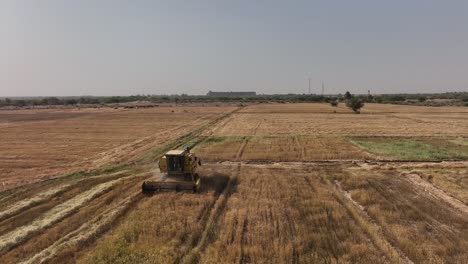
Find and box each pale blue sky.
[1,0,467,96]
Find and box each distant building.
[206,91,256,97]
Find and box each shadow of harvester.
[201,173,233,194]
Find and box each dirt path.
[405,173,468,216]
[0,176,131,251]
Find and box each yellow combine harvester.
[142,148,201,194]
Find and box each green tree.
[41,97,61,105]
[344,91,353,100]
[65,99,78,105]
[346,98,364,113]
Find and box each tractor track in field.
[293,135,305,161]
[239,212,250,264]
[192,160,468,263]
[200,106,244,137]
[235,137,249,161]
[388,113,432,124]
[252,119,262,135]
[203,113,234,136]
[181,163,241,264]
[333,180,414,264]
[404,173,468,216]
[366,174,460,235]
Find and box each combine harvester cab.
[142,148,201,194]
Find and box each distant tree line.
[0,94,333,107]
[0,92,467,108]
[0,96,101,107]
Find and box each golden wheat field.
[1,103,468,263]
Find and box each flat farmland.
[198,103,468,161]
[80,161,468,263]
[195,135,371,162]
[85,164,387,263]
[239,102,468,114]
[210,104,468,137]
[0,106,235,189]
[1,103,468,264]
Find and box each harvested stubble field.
[0,106,235,190]
[213,104,468,137]
[1,103,468,263]
[194,135,371,162]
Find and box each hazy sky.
[1,0,467,96]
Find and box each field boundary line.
[204,160,468,166]
[236,110,468,114]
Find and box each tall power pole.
[321,80,325,96]
[308,78,311,94]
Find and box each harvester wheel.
[141,182,150,195]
